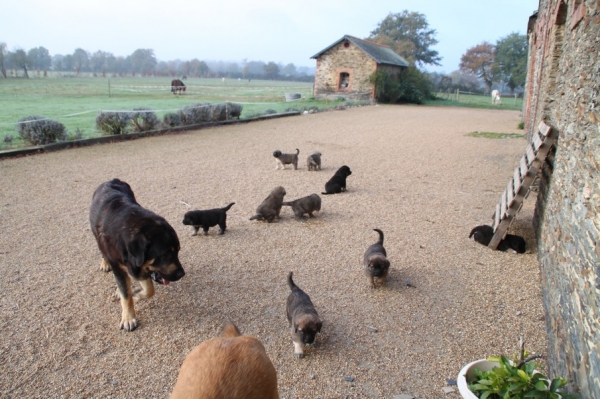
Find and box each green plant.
[369,68,434,104]
[16,115,67,145]
[518,121,525,129]
[129,108,160,132]
[468,353,579,399]
[95,111,132,135]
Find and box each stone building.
[310,35,408,100]
[524,0,599,396]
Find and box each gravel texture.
[0,105,548,398]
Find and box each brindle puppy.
[249,186,286,222]
[182,202,235,236]
[286,272,322,358]
[322,165,352,194]
[306,152,322,171]
[363,229,391,288]
[282,194,321,220]
[273,149,299,170]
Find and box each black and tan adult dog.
[322,165,352,194]
[363,229,391,288]
[89,178,185,331]
[249,186,286,222]
[286,272,322,358]
[282,194,321,220]
[273,149,299,170]
[182,202,235,236]
[469,225,526,253]
[170,322,279,399]
[307,152,322,171]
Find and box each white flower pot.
[457,359,500,399]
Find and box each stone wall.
[524,0,599,396]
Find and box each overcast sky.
[3,0,538,74]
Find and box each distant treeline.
[0,44,315,81]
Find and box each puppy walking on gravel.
[322,165,352,194]
[306,152,322,171]
[282,194,321,220]
[249,186,286,222]
[273,149,299,170]
[182,202,235,236]
[363,229,391,288]
[286,272,322,358]
[170,322,279,399]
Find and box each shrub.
[70,128,84,140]
[226,103,242,119]
[95,111,132,135]
[130,108,160,132]
[16,116,67,145]
[369,68,434,104]
[4,134,14,144]
[163,112,181,127]
[178,103,212,125]
[263,109,277,115]
[518,121,525,129]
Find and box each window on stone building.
[339,72,350,90]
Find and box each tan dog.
[170,323,279,399]
[363,229,390,288]
[282,194,321,220]
[273,149,299,170]
[249,186,286,222]
[306,152,322,171]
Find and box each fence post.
[108,79,111,98]
[456,89,459,102]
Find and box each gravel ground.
[0,105,548,398]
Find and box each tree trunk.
[23,65,29,78]
[1,67,6,78]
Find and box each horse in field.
[171,79,186,95]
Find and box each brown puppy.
[286,272,322,358]
[170,323,279,399]
[249,186,286,222]
[282,194,321,220]
[89,179,185,331]
[306,152,322,171]
[363,229,390,288]
[273,149,299,170]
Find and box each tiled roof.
[311,35,409,67]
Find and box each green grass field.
[0,77,523,150]
[0,77,354,149]
[426,91,524,110]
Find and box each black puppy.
[286,272,322,358]
[469,225,526,253]
[322,165,352,195]
[182,202,235,236]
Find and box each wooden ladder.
[489,121,558,249]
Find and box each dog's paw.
[99,258,111,272]
[218,230,224,235]
[191,232,197,236]
[294,352,305,359]
[120,317,138,332]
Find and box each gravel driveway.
[0,105,547,398]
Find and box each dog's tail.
[287,271,297,291]
[221,322,241,338]
[373,228,384,244]
[249,214,263,221]
[321,191,331,195]
[281,201,293,206]
[468,227,477,238]
[222,202,235,211]
[295,148,299,155]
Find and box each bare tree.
[10,48,30,78]
[0,42,7,78]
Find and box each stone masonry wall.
[313,42,377,99]
[525,0,599,396]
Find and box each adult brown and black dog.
[282,194,321,220]
[286,272,322,358]
[249,186,286,222]
[322,165,352,194]
[170,323,279,399]
[363,229,391,288]
[89,178,185,331]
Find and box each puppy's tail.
[249,214,263,221]
[373,228,384,244]
[321,191,331,195]
[287,271,297,291]
[222,202,235,211]
[281,201,293,206]
[295,148,299,155]
[468,227,477,238]
[221,322,241,338]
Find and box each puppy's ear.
[127,235,149,269]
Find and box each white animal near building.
[491,89,502,105]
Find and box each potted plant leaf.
[457,338,579,399]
